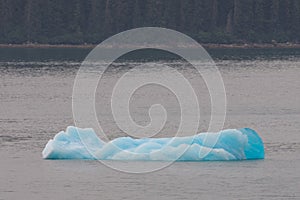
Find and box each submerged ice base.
[42,127,264,161]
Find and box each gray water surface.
[0,48,300,199]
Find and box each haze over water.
[0,48,299,199]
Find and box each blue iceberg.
[42,126,264,161]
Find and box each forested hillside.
[0,0,299,44]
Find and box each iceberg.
[42,126,264,161]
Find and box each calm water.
[0,48,300,199]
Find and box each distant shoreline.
[1,43,300,49]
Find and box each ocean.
[0,47,299,199]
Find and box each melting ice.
[42,126,264,161]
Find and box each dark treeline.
[0,0,299,44]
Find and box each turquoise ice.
[42,126,264,161]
